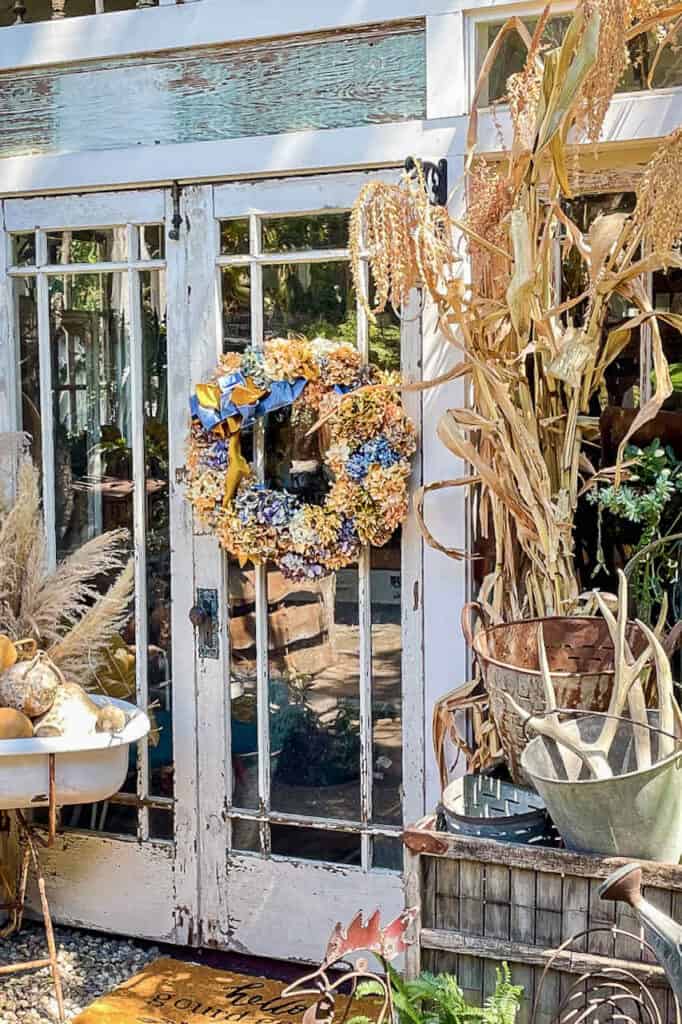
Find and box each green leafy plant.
[274,674,361,787]
[587,439,682,622]
[350,964,522,1024]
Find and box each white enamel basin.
[0,697,150,810]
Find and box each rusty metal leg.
[0,806,66,1023]
[27,834,65,1024]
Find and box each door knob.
[189,605,208,628]
[189,589,220,659]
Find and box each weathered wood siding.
[0,22,426,160]
[404,819,680,1024]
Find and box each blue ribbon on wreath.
[190,371,308,432]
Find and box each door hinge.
[404,157,448,207]
[169,181,183,241]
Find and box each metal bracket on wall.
[168,181,183,241]
[189,588,220,660]
[404,156,448,207]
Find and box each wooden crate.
[403,817,681,1024]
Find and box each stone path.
[0,923,158,1023]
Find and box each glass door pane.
[13,226,173,840]
[217,205,408,867]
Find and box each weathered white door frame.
[0,189,200,943]
[187,172,422,958]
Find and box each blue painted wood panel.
[0,23,426,159]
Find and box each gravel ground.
[0,923,159,1023]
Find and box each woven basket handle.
[461,601,484,648]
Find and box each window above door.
[1,0,182,27]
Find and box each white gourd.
[0,654,61,717]
[33,681,126,739]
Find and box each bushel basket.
[463,604,650,784]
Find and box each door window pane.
[230,561,260,813]
[262,261,354,339]
[370,310,403,827]
[220,219,250,256]
[140,225,165,261]
[16,278,40,463]
[264,406,361,826]
[221,266,251,352]
[50,272,132,557]
[369,289,401,371]
[262,213,349,253]
[11,233,36,267]
[269,567,362,824]
[48,271,137,835]
[371,533,402,828]
[141,270,173,837]
[47,228,127,265]
[373,836,403,871]
[270,825,361,866]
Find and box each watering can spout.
[600,862,682,1001]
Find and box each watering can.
[600,862,682,1002]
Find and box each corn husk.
[350,0,682,619]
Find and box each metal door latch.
[189,588,219,660]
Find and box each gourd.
[95,704,127,734]
[0,708,33,740]
[0,653,61,717]
[33,681,125,739]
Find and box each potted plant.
[274,675,360,788]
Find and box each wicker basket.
[463,606,648,785]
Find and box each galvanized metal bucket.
[463,604,649,784]
[521,711,682,862]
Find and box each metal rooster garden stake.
[282,909,417,1024]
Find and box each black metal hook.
[169,181,183,241]
[404,156,448,207]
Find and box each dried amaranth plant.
[350,0,682,620]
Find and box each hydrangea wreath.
[186,337,416,581]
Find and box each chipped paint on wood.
[225,852,404,962]
[0,23,426,161]
[30,833,177,941]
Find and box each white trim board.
[0,0,472,74]
[1,86,678,200]
[4,190,166,231]
[0,121,468,199]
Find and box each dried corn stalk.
[351,0,682,619]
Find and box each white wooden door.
[0,174,426,957]
[193,173,425,960]
[0,189,199,944]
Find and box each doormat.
[73,957,366,1024]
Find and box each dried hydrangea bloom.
[263,337,320,383]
